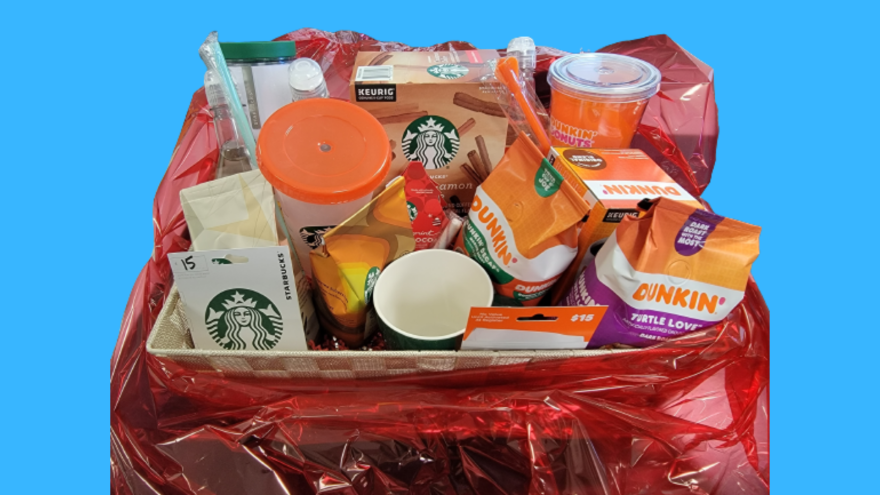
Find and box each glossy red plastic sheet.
[111,30,767,494]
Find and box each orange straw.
[495,57,552,156]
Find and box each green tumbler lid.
[219,41,297,61]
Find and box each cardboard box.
[350,50,510,215]
[547,148,704,304]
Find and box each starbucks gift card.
[169,246,309,352]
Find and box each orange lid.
[257,98,391,205]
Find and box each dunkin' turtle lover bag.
[454,134,589,305]
[563,198,761,348]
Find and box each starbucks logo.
[299,225,334,249]
[402,116,460,170]
[406,201,418,222]
[364,267,381,304]
[427,64,468,80]
[205,289,283,350]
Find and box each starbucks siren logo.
[427,64,469,80]
[401,116,460,170]
[299,225,334,249]
[364,267,381,304]
[205,289,283,350]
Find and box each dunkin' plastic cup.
[257,98,391,278]
[548,53,661,149]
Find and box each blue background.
[2,0,874,492]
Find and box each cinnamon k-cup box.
[547,148,705,304]
[349,50,510,216]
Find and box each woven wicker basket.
[146,286,616,379]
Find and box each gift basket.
[111,28,769,494]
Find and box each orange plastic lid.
[257,98,391,205]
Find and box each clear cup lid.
[548,53,661,103]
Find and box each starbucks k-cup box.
[349,50,510,215]
[547,148,705,304]
[169,246,313,351]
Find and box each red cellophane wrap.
[111,30,766,494]
[597,37,718,197]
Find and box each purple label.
[674,209,724,256]
[563,261,718,348]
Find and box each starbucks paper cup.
[373,250,493,350]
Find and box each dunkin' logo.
[587,180,695,202]
[631,283,723,314]
[470,194,515,265]
[550,117,598,148]
[603,183,682,197]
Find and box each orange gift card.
[461,306,607,350]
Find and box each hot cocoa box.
[349,50,511,216]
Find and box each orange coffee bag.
[453,134,589,305]
[310,177,415,346]
[562,198,761,347]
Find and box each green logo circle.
[427,64,469,80]
[534,158,563,198]
[406,201,418,222]
[401,116,460,170]
[205,288,283,350]
[364,267,381,304]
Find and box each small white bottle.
[507,37,537,94]
[289,58,329,101]
[507,36,549,130]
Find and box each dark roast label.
[355,83,397,102]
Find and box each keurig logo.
[355,83,397,102]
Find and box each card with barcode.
[356,65,394,82]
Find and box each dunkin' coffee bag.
[563,198,761,348]
[454,134,589,305]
